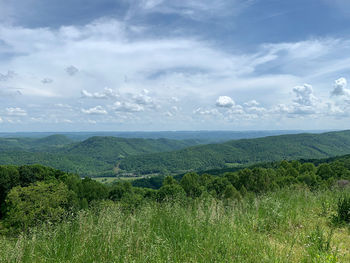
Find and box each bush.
[333,194,350,224]
[4,181,77,231]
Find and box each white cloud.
[245,106,266,115]
[271,104,291,114]
[134,0,253,21]
[132,92,153,105]
[193,107,220,116]
[62,119,73,123]
[81,106,108,115]
[215,96,235,108]
[292,84,318,106]
[81,88,119,99]
[5,107,27,116]
[244,100,259,107]
[112,101,144,112]
[170,96,179,102]
[331,77,350,97]
[1,17,350,129]
[227,105,245,115]
[7,118,22,124]
[54,103,72,109]
[326,102,347,116]
[269,84,320,116]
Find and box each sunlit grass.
[0,188,349,263]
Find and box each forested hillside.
[120,130,350,174]
[2,130,350,177]
[0,136,202,176]
[0,135,74,151]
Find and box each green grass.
[0,188,349,263]
[93,176,141,184]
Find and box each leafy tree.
[180,173,202,198]
[109,181,133,201]
[285,167,299,178]
[280,160,292,170]
[291,160,301,171]
[224,172,240,189]
[300,163,316,175]
[199,173,214,188]
[297,172,318,189]
[316,163,333,180]
[4,181,76,230]
[207,177,231,197]
[79,178,108,203]
[18,165,56,186]
[0,166,20,218]
[223,185,241,200]
[157,184,186,201]
[163,176,177,186]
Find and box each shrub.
[333,194,350,224]
[4,181,76,231]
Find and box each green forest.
[0,135,202,177]
[2,130,350,177]
[120,130,350,174]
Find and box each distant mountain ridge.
[119,130,350,174]
[0,130,330,142]
[0,135,203,176]
[0,134,74,151]
[1,130,350,177]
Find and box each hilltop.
[119,130,350,174]
[0,135,202,176]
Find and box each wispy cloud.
[0,2,350,130]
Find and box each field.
[92,176,141,184]
[1,188,349,263]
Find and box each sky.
[1,0,350,131]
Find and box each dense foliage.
[1,154,350,232]
[0,136,202,177]
[120,130,350,174]
[2,130,350,177]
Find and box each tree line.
[1,157,350,233]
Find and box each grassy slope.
[119,130,350,174]
[1,189,349,263]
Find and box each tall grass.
[1,188,349,263]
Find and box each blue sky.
[1,0,350,131]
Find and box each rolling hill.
[0,134,74,151]
[3,130,350,177]
[119,130,350,174]
[0,136,202,176]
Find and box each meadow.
[1,188,349,263]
